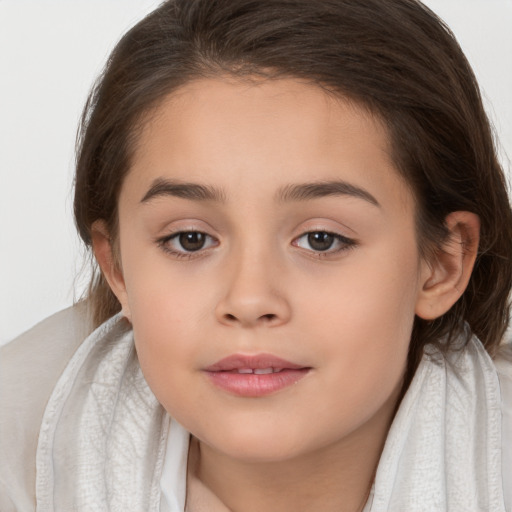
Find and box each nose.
[215,250,292,328]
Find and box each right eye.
[158,231,218,257]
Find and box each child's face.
[111,77,430,462]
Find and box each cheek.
[130,306,201,421]
[121,232,212,329]
[120,259,201,395]
[298,242,420,399]
[297,243,420,341]
[127,278,204,362]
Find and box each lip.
[204,353,311,397]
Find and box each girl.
[1,1,511,511]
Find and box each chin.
[195,420,324,464]
[212,440,305,464]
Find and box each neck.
[190,390,399,512]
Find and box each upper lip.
[204,353,306,372]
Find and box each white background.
[1,0,511,345]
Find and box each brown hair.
[74,0,512,377]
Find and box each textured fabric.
[371,338,506,512]
[1,308,511,511]
[34,314,169,512]
[495,344,512,510]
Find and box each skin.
[93,77,479,512]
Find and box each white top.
[1,306,511,511]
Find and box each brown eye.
[158,230,217,257]
[293,231,356,255]
[178,232,207,251]
[307,232,335,251]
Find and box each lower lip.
[205,369,310,397]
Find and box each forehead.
[124,77,413,212]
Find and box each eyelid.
[291,215,357,235]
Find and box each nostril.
[223,312,276,323]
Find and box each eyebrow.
[277,180,380,207]
[140,177,379,208]
[141,178,226,203]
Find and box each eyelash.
[156,230,357,259]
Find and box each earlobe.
[415,211,480,320]
[91,220,131,321]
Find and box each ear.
[415,211,480,320]
[91,220,131,321]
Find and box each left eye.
[294,231,355,253]
[162,231,217,253]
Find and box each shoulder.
[0,303,92,512]
[493,342,512,510]
[0,303,92,413]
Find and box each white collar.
[160,419,189,512]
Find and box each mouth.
[204,354,311,397]
[220,367,287,374]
